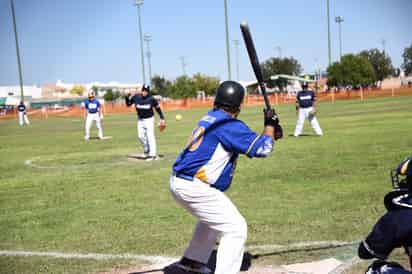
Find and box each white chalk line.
[0,240,360,270]
[0,250,177,269]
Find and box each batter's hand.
[264,108,279,127]
[159,119,166,132]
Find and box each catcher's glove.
[159,119,166,132]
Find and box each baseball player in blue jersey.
[125,84,166,161]
[165,81,283,274]
[293,82,323,137]
[17,101,30,126]
[82,91,104,140]
[358,157,412,274]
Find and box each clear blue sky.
[0,0,411,85]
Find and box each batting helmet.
[214,81,245,111]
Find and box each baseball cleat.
[163,262,211,274]
[145,156,159,161]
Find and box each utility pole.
[275,46,282,58]
[335,16,344,61]
[232,39,240,81]
[144,34,152,85]
[134,0,146,84]
[10,0,24,102]
[327,0,332,66]
[380,38,386,54]
[179,56,187,76]
[223,0,232,80]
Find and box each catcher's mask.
[391,157,412,192]
[385,157,412,210]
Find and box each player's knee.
[235,216,248,242]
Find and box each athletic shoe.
[164,262,211,274]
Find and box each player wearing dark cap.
[125,84,165,161]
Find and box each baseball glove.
[309,109,317,117]
[159,119,166,132]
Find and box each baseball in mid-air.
[175,114,182,121]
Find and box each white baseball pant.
[18,112,30,126]
[169,175,247,274]
[294,107,323,137]
[137,116,156,157]
[85,113,103,139]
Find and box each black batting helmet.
[214,81,245,111]
[384,157,412,210]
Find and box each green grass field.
[1,96,412,274]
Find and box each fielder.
[165,81,283,274]
[358,157,412,274]
[125,84,166,161]
[293,82,323,137]
[17,101,30,126]
[82,91,104,140]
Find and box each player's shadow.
[128,269,163,274]
[288,133,318,137]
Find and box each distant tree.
[103,89,120,101]
[151,75,172,97]
[261,57,303,90]
[402,44,412,75]
[70,85,86,96]
[168,76,196,99]
[91,85,98,93]
[327,54,376,87]
[359,48,395,81]
[192,73,220,96]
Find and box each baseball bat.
[240,21,272,111]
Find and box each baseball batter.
[82,91,103,140]
[359,157,412,274]
[165,81,283,274]
[293,82,323,137]
[17,101,30,126]
[125,84,165,161]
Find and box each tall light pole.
[134,0,146,84]
[327,0,332,66]
[275,46,282,58]
[10,0,24,102]
[144,34,152,85]
[223,0,232,80]
[380,38,386,54]
[335,16,344,61]
[232,39,240,81]
[179,56,187,76]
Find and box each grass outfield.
[1,96,412,273]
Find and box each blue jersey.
[83,99,100,114]
[173,109,274,192]
[296,90,315,108]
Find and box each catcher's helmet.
[391,157,412,192]
[385,157,412,210]
[214,81,245,112]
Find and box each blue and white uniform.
[293,89,323,137]
[125,94,164,158]
[17,102,30,126]
[82,98,103,140]
[169,109,274,274]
